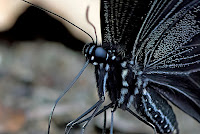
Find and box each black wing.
[134,0,200,122]
[100,0,152,57]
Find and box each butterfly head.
[83,43,109,65]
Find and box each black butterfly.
[83,0,200,133]
[23,0,200,134]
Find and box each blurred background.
[0,0,200,134]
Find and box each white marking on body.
[121,61,127,68]
[129,61,134,65]
[85,45,89,54]
[118,88,129,105]
[122,69,128,79]
[143,79,148,88]
[118,96,124,104]
[134,88,139,95]
[105,64,109,71]
[89,45,95,54]
[137,78,142,87]
[165,117,173,131]
[122,81,129,87]
[91,56,94,60]
[143,89,147,95]
[100,63,104,68]
[93,62,98,65]
[103,72,108,96]
[112,56,116,60]
[106,53,109,60]
[138,71,143,75]
[127,95,134,108]
[121,88,128,95]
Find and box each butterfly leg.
[65,98,104,134]
[73,102,113,134]
[64,103,112,134]
[64,103,113,134]
[110,104,117,134]
[126,108,157,133]
[102,110,107,134]
[71,103,114,127]
[81,96,105,134]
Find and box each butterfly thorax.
[83,43,138,108]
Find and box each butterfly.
[23,0,200,134]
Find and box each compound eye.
[95,47,107,59]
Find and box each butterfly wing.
[100,0,152,57]
[134,0,200,122]
[101,0,200,124]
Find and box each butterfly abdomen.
[134,86,179,134]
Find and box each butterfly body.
[84,43,179,133]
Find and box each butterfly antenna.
[48,60,89,134]
[86,6,98,45]
[22,0,95,44]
